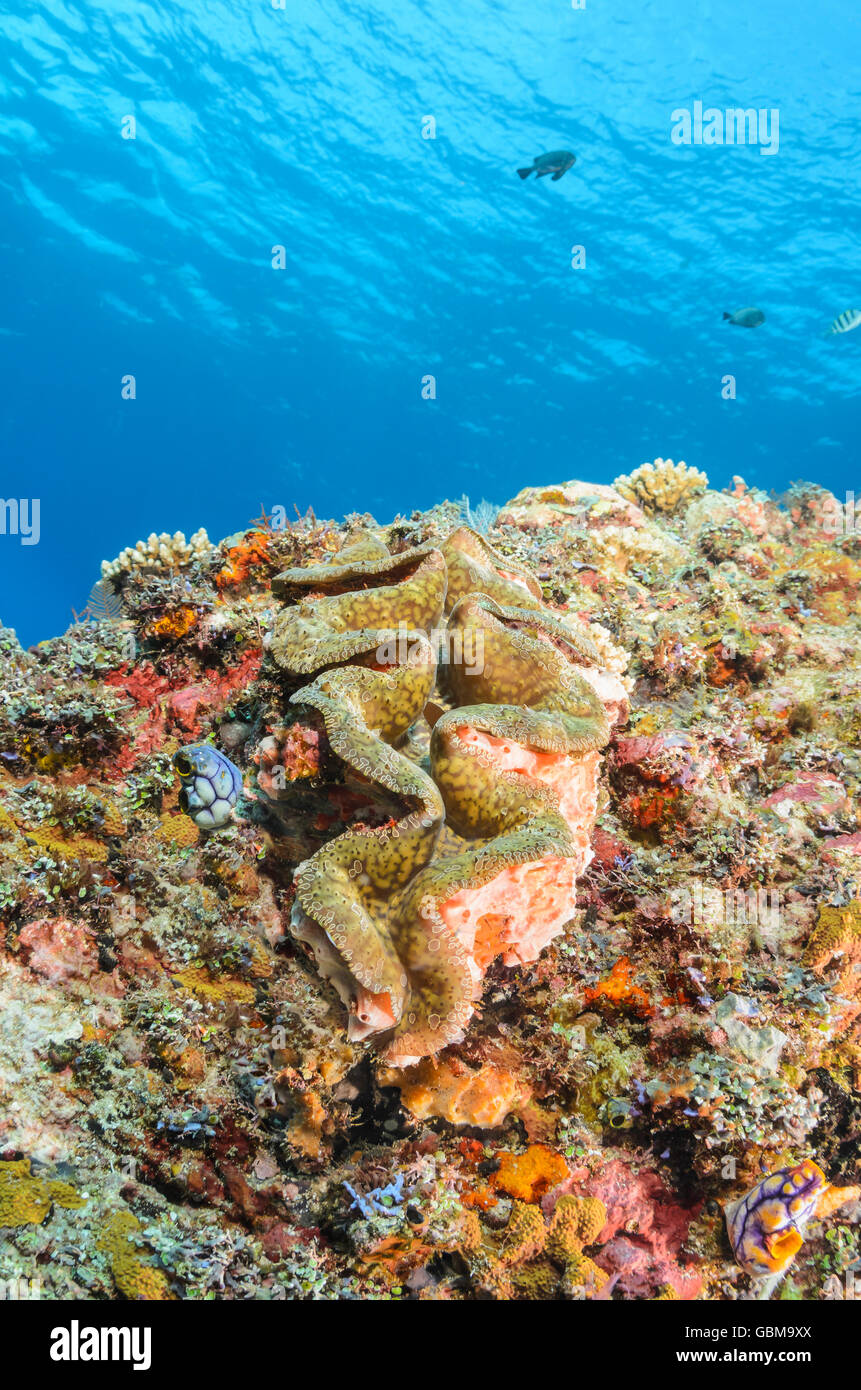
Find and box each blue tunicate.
[172,743,243,830]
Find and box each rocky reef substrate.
[0,466,859,1301]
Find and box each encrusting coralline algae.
[0,464,859,1301]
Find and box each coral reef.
[613,458,709,514]
[0,471,859,1303]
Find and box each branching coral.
[613,458,708,514]
[101,528,212,579]
[262,528,623,1065]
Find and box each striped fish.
[824,308,861,336]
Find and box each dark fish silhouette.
[517,150,576,182]
[723,307,765,328]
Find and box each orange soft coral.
[492,1145,570,1204]
[216,532,276,590]
[144,606,198,641]
[584,957,652,1018]
[380,1055,530,1129]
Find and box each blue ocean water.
[1,0,858,646]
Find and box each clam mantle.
[263,527,628,1065]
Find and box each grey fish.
[824,307,861,336]
[173,744,243,830]
[723,307,765,328]
[517,150,576,182]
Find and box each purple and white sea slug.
[724,1159,830,1278]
